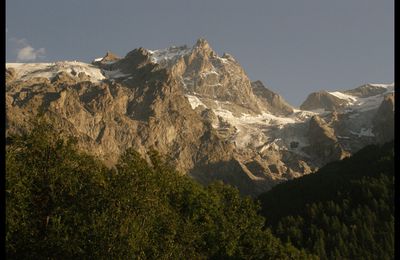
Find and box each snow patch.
[259,138,287,152]
[368,83,394,89]
[350,128,375,137]
[210,101,298,148]
[329,91,358,104]
[185,95,207,109]
[148,46,190,67]
[102,69,130,79]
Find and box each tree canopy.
[258,141,394,260]
[6,121,312,259]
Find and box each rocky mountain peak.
[128,47,151,59]
[92,51,121,67]
[121,39,264,114]
[109,47,157,74]
[103,51,120,61]
[343,83,391,98]
[186,38,214,62]
[300,90,347,111]
[251,81,294,116]
[194,38,211,50]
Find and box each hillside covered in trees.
[6,122,313,259]
[258,141,395,259]
[6,120,394,259]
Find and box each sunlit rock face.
[6,39,394,196]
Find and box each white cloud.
[17,45,46,62]
[10,37,46,62]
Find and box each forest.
[258,140,394,259]
[6,121,394,259]
[6,122,311,259]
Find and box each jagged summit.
[195,37,209,45]
[142,38,224,68]
[93,51,120,63]
[109,38,264,114]
[194,38,211,50]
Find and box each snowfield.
[7,62,106,82]
[6,61,135,82]
[328,83,394,112]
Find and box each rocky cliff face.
[372,93,394,143]
[306,115,349,164]
[5,39,394,196]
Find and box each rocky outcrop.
[6,68,16,84]
[300,91,348,111]
[101,51,120,62]
[182,39,263,114]
[372,93,394,143]
[305,115,349,164]
[92,51,121,66]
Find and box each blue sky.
[6,0,393,106]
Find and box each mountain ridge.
[5,38,394,195]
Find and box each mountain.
[300,90,348,111]
[251,80,294,116]
[257,141,394,259]
[5,38,394,196]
